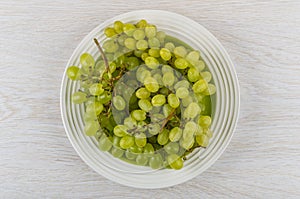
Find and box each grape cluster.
[66,19,216,170]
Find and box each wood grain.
[1,0,300,198]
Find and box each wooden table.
[1,0,299,198]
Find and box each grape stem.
[160,108,176,132]
[93,38,111,74]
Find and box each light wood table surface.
[1,0,300,198]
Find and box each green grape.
[164,142,179,154]
[97,91,111,104]
[167,154,183,170]
[202,84,216,95]
[137,121,147,132]
[149,154,163,169]
[117,34,127,46]
[156,31,166,43]
[112,136,121,147]
[144,76,159,92]
[67,66,80,80]
[113,20,123,34]
[136,69,151,82]
[184,102,200,119]
[83,110,97,123]
[111,147,124,158]
[123,23,136,36]
[148,123,161,135]
[136,154,148,166]
[194,60,205,72]
[174,80,190,90]
[84,120,99,136]
[138,99,152,112]
[124,38,136,50]
[169,127,182,142]
[135,133,147,147]
[103,39,119,53]
[89,83,104,96]
[200,71,212,82]
[150,113,165,124]
[145,56,159,69]
[125,150,137,160]
[174,46,187,58]
[198,115,212,128]
[174,58,189,69]
[124,117,137,129]
[196,134,209,147]
[192,79,208,93]
[162,72,175,87]
[161,65,173,73]
[80,53,95,69]
[203,128,213,138]
[148,37,160,48]
[151,94,166,107]
[163,104,173,117]
[134,50,143,57]
[160,48,171,61]
[183,121,198,140]
[104,27,116,37]
[180,136,194,150]
[136,19,147,28]
[129,145,143,154]
[131,110,146,121]
[125,56,140,70]
[136,39,148,50]
[133,29,145,40]
[153,73,163,86]
[148,48,160,58]
[141,52,149,61]
[188,67,200,82]
[159,87,169,95]
[195,125,204,136]
[186,50,200,63]
[144,143,154,154]
[136,87,151,99]
[145,25,157,38]
[119,135,135,149]
[109,62,117,73]
[157,129,169,145]
[98,135,113,151]
[86,101,104,116]
[181,96,193,107]
[72,92,87,104]
[164,42,175,52]
[112,95,126,111]
[113,125,128,137]
[176,87,189,99]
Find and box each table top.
[1,0,300,198]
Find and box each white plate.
[60,10,240,188]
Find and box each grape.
[148,48,160,58]
[151,94,166,106]
[180,136,194,150]
[131,110,146,121]
[148,123,161,135]
[145,25,157,38]
[84,120,99,136]
[149,154,163,169]
[125,150,137,160]
[163,104,173,118]
[148,37,160,48]
[119,135,135,149]
[136,69,151,82]
[136,19,147,28]
[136,154,148,165]
[104,27,116,37]
[162,65,173,74]
[202,84,216,96]
[136,87,151,99]
[123,117,137,129]
[145,57,159,69]
[135,133,147,147]
[67,66,80,80]
[153,73,163,86]
[198,115,212,128]
[183,121,198,140]
[98,135,113,151]
[159,87,169,95]
[144,143,154,154]
[162,72,175,87]
[194,60,205,72]
[141,52,149,61]
[72,92,87,104]
[134,50,143,57]
[89,83,104,96]
[181,96,193,107]
[201,71,212,82]
[174,58,189,69]
[167,154,183,170]
[196,134,209,147]
[186,51,200,63]
[156,31,166,43]
[129,145,143,154]
[112,136,121,147]
[123,23,136,36]
[98,91,111,104]
[86,101,104,116]
[124,38,136,50]
[157,129,169,145]
[133,29,145,40]
[184,102,200,119]
[80,53,95,69]
[113,125,128,137]
[176,87,189,99]
[103,39,119,53]
[112,95,126,111]
[203,128,213,138]
[117,34,127,46]
[169,127,182,142]
[164,42,175,52]
[136,40,148,50]
[144,76,159,92]
[188,67,200,82]
[114,20,124,34]
[164,142,179,154]
[111,147,124,158]
[160,48,171,61]
[192,79,207,93]
[138,99,152,112]
[174,46,187,58]
[174,80,190,90]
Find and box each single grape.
[160,48,171,61]
[157,129,169,145]
[148,123,161,135]
[148,37,160,48]
[123,23,136,36]
[151,94,166,107]
[136,19,147,28]
[162,72,175,87]
[119,135,135,149]
[80,53,95,69]
[174,58,189,69]
[124,38,136,50]
[112,136,121,147]
[144,143,155,154]
[169,127,182,142]
[67,66,80,80]
[196,134,209,147]
[176,87,189,99]
[148,48,160,58]
[202,84,216,96]
[98,135,113,151]
[133,29,145,40]
[164,142,179,154]
[136,87,151,99]
[194,60,205,72]
[136,154,148,165]
[198,115,212,128]
[89,83,104,96]
[163,104,173,118]
[97,91,111,104]
[125,150,137,160]
[104,27,117,37]
[111,147,124,158]
[129,145,143,154]
[141,52,149,61]
[183,121,198,140]
[174,80,190,90]
[135,133,147,147]
[162,65,173,73]
[113,20,123,34]
[145,56,159,69]
[138,99,152,112]
[156,31,166,43]
[144,76,159,93]
[184,102,200,119]
[192,79,208,93]
[117,34,127,46]
[131,110,146,121]
[113,125,128,137]
[86,101,104,116]
[149,154,163,169]
[136,39,148,50]
[179,136,194,150]
[124,116,137,129]
[188,67,200,82]
[103,39,119,53]
[72,92,87,104]
[164,42,175,52]
[84,120,99,136]
[112,95,126,111]
[167,154,183,170]
[145,25,157,38]
[186,51,200,63]
[174,46,187,58]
